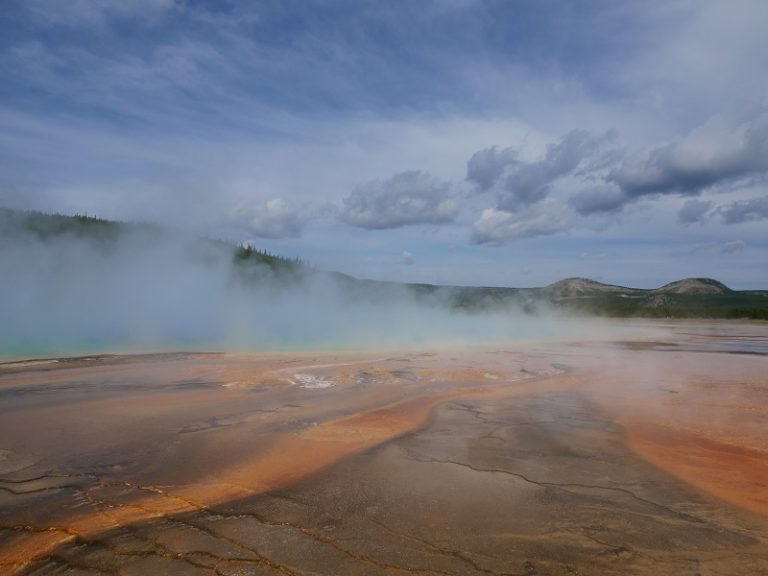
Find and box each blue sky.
[1,0,767,288]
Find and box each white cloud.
[467,130,606,210]
[231,198,306,239]
[609,109,768,197]
[341,171,458,230]
[471,201,573,244]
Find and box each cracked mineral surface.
[1,321,767,575]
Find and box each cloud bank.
[471,201,572,244]
[341,171,458,229]
[232,198,307,239]
[2,1,768,287]
[467,130,605,210]
[718,195,768,224]
[609,110,768,198]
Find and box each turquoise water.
[0,315,660,361]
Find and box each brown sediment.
[3,326,768,574]
[581,346,768,519]
[626,423,768,516]
[0,351,588,573]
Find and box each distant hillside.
[313,271,768,321]
[545,277,639,298]
[527,276,767,320]
[0,207,303,277]
[653,278,731,295]
[2,209,767,320]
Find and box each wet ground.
[1,321,767,575]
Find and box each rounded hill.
[653,278,732,295]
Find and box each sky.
[1,0,767,289]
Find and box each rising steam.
[0,212,643,358]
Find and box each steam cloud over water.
[0,215,640,357]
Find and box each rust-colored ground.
[1,321,767,575]
[628,425,768,514]
[0,350,587,572]
[585,333,768,518]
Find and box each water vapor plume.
[0,210,643,357]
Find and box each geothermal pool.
[1,321,767,575]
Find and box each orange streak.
[0,372,588,573]
[627,423,768,515]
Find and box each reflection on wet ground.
[1,321,767,575]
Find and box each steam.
[0,214,644,358]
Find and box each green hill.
[0,207,302,275]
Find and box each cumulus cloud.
[466,108,768,230]
[570,185,627,215]
[467,130,603,210]
[677,198,713,224]
[471,201,572,245]
[341,171,458,230]
[231,198,306,239]
[717,195,768,224]
[466,146,519,191]
[609,109,768,197]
